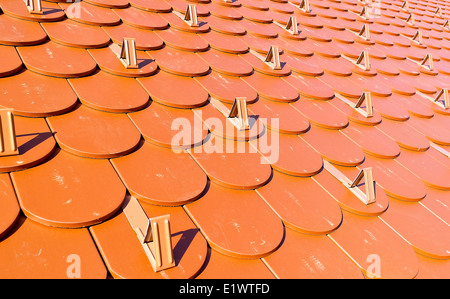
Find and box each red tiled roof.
[0,0,449,279]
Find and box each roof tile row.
[0,0,448,279]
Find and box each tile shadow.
[17,132,53,155]
[172,228,199,266]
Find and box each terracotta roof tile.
[11,149,126,228]
[47,104,141,158]
[0,70,78,117]
[196,248,275,279]
[0,14,47,46]
[41,19,111,49]
[195,70,258,103]
[103,23,165,50]
[0,116,55,172]
[0,217,106,278]
[263,228,364,278]
[328,210,419,279]
[111,141,208,206]
[256,170,342,234]
[0,0,65,22]
[0,0,449,280]
[301,124,365,166]
[130,101,208,148]
[137,69,208,108]
[88,46,157,77]
[60,1,121,26]
[148,46,210,76]
[17,41,97,78]
[0,173,20,239]
[68,70,149,112]
[0,45,22,77]
[184,183,284,258]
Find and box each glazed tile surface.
[0,0,449,279]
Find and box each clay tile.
[291,96,350,129]
[415,253,450,279]
[194,71,258,104]
[0,0,65,21]
[198,101,265,141]
[0,45,23,78]
[347,73,393,97]
[197,249,275,279]
[184,183,284,258]
[328,210,419,278]
[354,153,428,201]
[0,115,55,172]
[239,18,279,38]
[41,19,111,49]
[381,200,449,259]
[263,229,364,278]
[168,0,210,17]
[242,72,299,102]
[367,94,410,121]
[248,97,311,134]
[198,48,254,76]
[301,38,341,57]
[307,54,354,76]
[129,101,208,149]
[103,23,164,51]
[47,104,141,159]
[407,114,450,145]
[155,27,209,52]
[341,121,401,158]
[68,70,149,113]
[147,46,210,77]
[0,217,107,278]
[60,1,121,26]
[0,70,78,117]
[113,6,169,30]
[11,148,126,228]
[0,14,47,46]
[88,45,157,77]
[391,92,435,118]
[161,10,210,33]
[199,30,249,54]
[238,33,278,55]
[0,173,20,239]
[111,141,208,206]
[85,0,130,8]
[208,2,242,19]
[280,53,324,76]
[205,15,246,35]
[240,6,273,23]
[330,95,382,126]
[17,41,97,78]
[137,70,209,108]
[187,134,272,189]
[129,0,172,12]
[256,170,342,234]
[420,187,450,225]
[314,168,389,216]
[300,124,365,166]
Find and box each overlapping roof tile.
[0,0,448,279]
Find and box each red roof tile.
[47,104,141,158]
[329,210,419,279]
[263,229,364,278]
[0,217,106,278]
[0,0,449,279]
[0,70,78,117]
[11,149,126,228]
